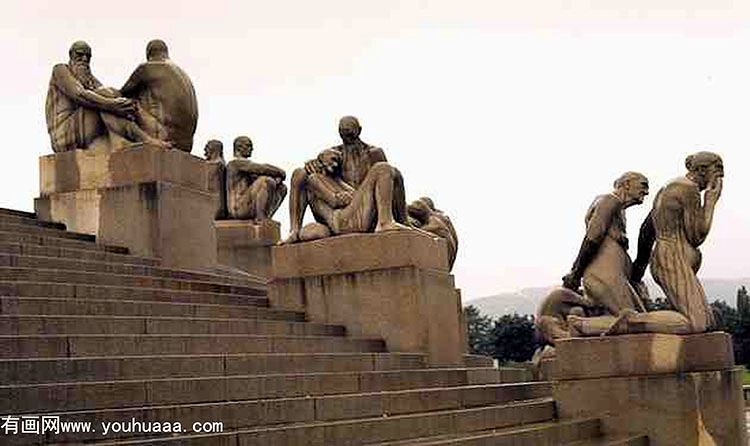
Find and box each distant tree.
[737,286,750,320]
[489,314,540,363]
[464,305,494,357]
[711,298,750,365]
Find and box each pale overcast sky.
[1,1,749,300]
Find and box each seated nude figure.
[45,41,170,152]
[226,136,287,221]
[408,197,458,269]
[119,39,199,153]
[282,116,409,243]
[295,148,410,240]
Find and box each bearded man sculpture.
[45,41,171,152]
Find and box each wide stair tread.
[46,397,558,445]
[3,378,550,416]
[0,296,301,320]
[0,241,159,266]
[371,417,603,445]
[0,314,344,336]
[0,352,429,384]
[561,434,650,445]
[0,230,129,253]
[0,281,267,306]
[0,267,265,296]
[0,253,265,288]
[0,333,386,359]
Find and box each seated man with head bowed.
[119,39,198,153]
[45,41,171,152]
[226,136,287,222]
[282,116,409,244]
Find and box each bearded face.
[68,46,99,90]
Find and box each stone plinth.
[35,145,216,271]
[553,333,747,446]
[215,219,280,278]
[269,232,463,367]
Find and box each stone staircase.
[0,207,649,445]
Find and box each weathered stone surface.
[555,368,745,446]
[215,219,280,278]
[39,144,209,194]
[553,332,734,380]
[553,332,746,446]
[36,145,216,270]
[269,231,461,366]
[272,231,449,279]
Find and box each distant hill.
[465,278,750,319]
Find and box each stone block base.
[215,219,280,278]
[35,146,216,271]
[553,333,747,446]
[269,232,463,367]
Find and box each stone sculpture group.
[45,39,726,328]
[46,40,197,153]
[537,151,725,351]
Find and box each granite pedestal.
[34,145,217,270]
[215,219,280,278]
[269,231,463,367]
[552,332,746,446]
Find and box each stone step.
[562,435,650,446]
[0,211,67,230]
[1,369,544,413]
[0,230,129,254]
[1,370,549,414]
[0,334,386,359]
[371,417,602,445]
[0,314,345,336]
[0,221,96,242]
[0,253,264,288]
[0,207,37,219]
[30,397,557,444]
[0,353,428,385]
[0,296,301,321]
[0,282,267,306]
[0,242,160,267]
[0,268,265,296]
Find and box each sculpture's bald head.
[233,136,253,159]
[613,171,649,207]
[68,41,91,65]
[338,116,362,145]
[146,39,169,61]
[685,151,723,190]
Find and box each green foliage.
[464,305,494,357]
[464,305,540,363]
[489,314,540,363]
[711,289,750,366]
